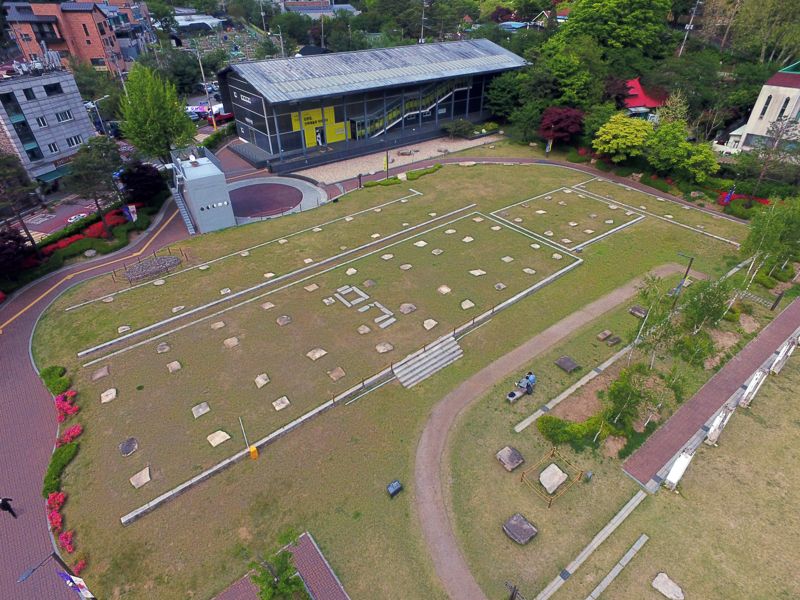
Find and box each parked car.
[208,112,234,125]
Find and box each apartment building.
[3,1,153,74]
[0,66,95,183]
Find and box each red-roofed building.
[724,61,800,152]
[623,78,667,120]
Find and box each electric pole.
[678,0,703,57]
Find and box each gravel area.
[296,134,503,184]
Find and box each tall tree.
[741,200,800,274]
[681,278,731,334]
[733,0,800,64]
[735,118,800,195]
[538,106,584,144]
[64,137,123,238]
[0,227,30,281]
[592,113,654,163]
[120,65,196,164]
[0,153,40,253]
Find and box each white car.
[67,213,88,224]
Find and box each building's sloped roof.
[60,2,99,11]
[624,77,667,109]
[227,39,526,104]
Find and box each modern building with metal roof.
[217,40,526,172]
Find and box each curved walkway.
[414,264,691,600]
[0,203,186,599]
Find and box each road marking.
[0,209,179,334]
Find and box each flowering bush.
[73,559,87,575]
[47,491,67,511]
[57,424,83,447]
[48,509,63,531]
[82,210,128,238]
[54,392,80,422]
[58,530,75,553]
[577,147,590,156]
[41,234,86,256]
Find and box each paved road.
[0,203,185,599]
[413,264,692,600]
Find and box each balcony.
[7,112,27,124]
[37,32,65,44]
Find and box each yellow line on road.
[0,209,180,334]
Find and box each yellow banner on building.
[290,106,348,148]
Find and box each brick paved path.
[414,265,691,600]
[0,203,185,600]
[623,298,800,488]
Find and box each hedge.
[201,122,237,150]
[364,177,401,187]
[566,148,590,163]
[406,163,442,180]
[42,442,79,497]
[41,365,71,395]
[536,414,616,452]
[639,174,671,193]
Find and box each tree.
[540,34,606,107]
[119,161,167,206]
[201,48,229,76]
[538,106,584,144]
[582,103,618,144]
[681,278,731,334]
[732,0,800,64]
[635,274,679,369]
[120,65,196,164]
[64,137,123,238]
[646,121,690,173]
[442,119,474,139]
[555,0,671,53]
[485,71,525,121]
[254,37,279,59]
[741,200,800,274]
[735,118,800,195]
[148,0,177,31]
[249,529,309,600]
[592,113,654,163]
[682,142,719,183]
[0,153,40,252]
[0,227,30,281]
[69,59,122,121]
[272,12,313,46]
[655,89,688,125]
[511,100,547,142]
[229,0,271,27]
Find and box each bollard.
[249,446,258,460]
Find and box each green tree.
[0,153,40,251]
[120,65,196,163]
[64,137,123,238]
[511,100,546,142]
[556,0,671,53]
[655,89,688,124]
[272,12,313,46]
[681,278,731,334]
[735,118,800,195]
[634,274,679,369]
[485,71,525,120]
[741,201,800,275]
[148,0,177,31]
[581,103,618,144]
[732,0,800,64]
[646,121,689,173]
[255,37,279,59]
[249,530,309,600]
[69,59,122,120]
[592,113,654,163]
[201,48,229,76]
[229,0,270,27]
[682,142,719,183]
[0,227,30,281]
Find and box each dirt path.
[413,263,700,600]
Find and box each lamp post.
[276,25,285,57]
[92,94,110,135]
[187,46,217,131]
[671,252,695,311]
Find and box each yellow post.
[249,445,259,460]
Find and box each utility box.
[176,156,235,233]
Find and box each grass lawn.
[495,187,641,249]
[580,179,749,244]
[550,359,800,599]
[34,163,745,600]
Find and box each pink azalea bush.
[48,509,63,531]
[58,530,75,553]
[54,391,80,422]
[47,491,66,511]
[57,424,83,447]
[73,559,87,575]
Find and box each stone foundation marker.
[220,288,231,295]
[469,269,486,276]
[503,513,538,545]
[261,302,275,310]
[304,283,319,292]
[327,367,346,382]
[413,240,428,247]
[129,466,151,489]
[652,573,685,600]
[276,315,292,326]
[501,256,514,263]
[539,463,568,494]
[272,396,290,411]
[91,365,110,381]
[192,402,211,418]
[166,361,182,373]
[117,325,131,334]
[494,283,507,291]
[306,347,328,361]
[100,388,117,404]
[423,319,438,331]
[357,325,371,335]
[211,321,225,330]
[223,337,239,349]
[597,330,613,341]
[207,430,231,447]
[437,285,451,295]
[431,248,443,256]
[172,305,185,313]
[119,437,138,457]
[461,299,475,310]
[254,373,270,388]
[496,446,524,472]
[346,267,357,276]
[156,342,170,354]
[399,303,417,315]
[400,263,413,271]
[375,342,394,354]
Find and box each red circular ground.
[229,183,303,218]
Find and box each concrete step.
[393,336,463,388]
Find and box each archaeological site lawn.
[32,162,748,600]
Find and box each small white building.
[724,62,800,153]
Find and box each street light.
[185,46,217,131]
[91,94,110,135]
[671,252,695,311]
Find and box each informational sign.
[57,571,95,598]
[122,204,138,223]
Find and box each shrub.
[673,331,715,366]
[754,271,777,290]
[47,491,67,511]
[41,366,71,395]
[618,422,657,459]
[54,390,80,422]
[201,122,236,150]
[566,148,590,163]
[537,414,614,452]
[613,165,637,177]
[57,424,83,447]
[406,164,442,181]
[364,177,401,187]
[58,530,75,553]
[640,174,671,193]
[42,442,79,497]
[594,160,613,172]
[770,264,795,283]
[48,509,63,531]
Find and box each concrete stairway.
[393,336,463,388]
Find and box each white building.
[725,61,800,153]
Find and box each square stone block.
[496,446,524,472]
[276,315,292,326]
[423,319,438,330]
[470,269,486,276]
[503,513,538,545]
[272,396,290,411]
[431,248,444,256]
[100,388,117,404]
[220,288,231,295]
[400,263,413,271]
[306,347,328,361]
[211,321,226,330]
[540,463,568,494]
[327,366,346,382]
[261,302,275,310]
[346,268,358,275]
[437,285,451,295]
[91,365,110,381]
[166,361,182,373]
[381,254,394,260]
[375,342,394,353]
[413,240,428,247]
[304,283,319,292]
[357,325,371,335]
[461,299,475,310]
[555,355,580,373]
[207,430,231,447]
[323,297,335,306]
[501,256,514,263]
[192,402,211,418]
[462,236,474,243]
[223,337,240,349]
[129,466,151,489]
[117,325,131,334]
[156,342,170,354]
[596,330,612,341]
[254,373,270,388]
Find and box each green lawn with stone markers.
[32,162,750,600]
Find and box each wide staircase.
[393,335,463,389]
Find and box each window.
[82,23,90,36]
[66,135,83,148]
[56,110,73,123]
[35,116,47,127]
[90,57,106,66]
[778,97,791,119]
[23,88,36,100]
[47,142,59,153]
[21,33,32,42]
[98,22,106,35]
[43,83,63,96]
[759,95,772,119]
[86,39,92,45]
[26,147,43,161]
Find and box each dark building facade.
[217,40,526,172]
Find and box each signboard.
[57,571,95,598]
[53,156,73,168]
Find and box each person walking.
[0,497,17,518]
